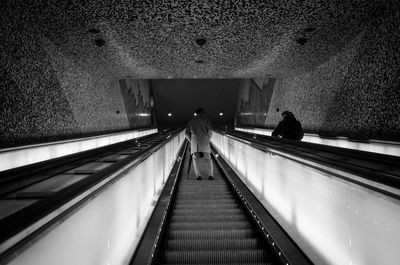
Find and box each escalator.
[154,146,279,264]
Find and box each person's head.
[282,110,295,120]
[195,108,205,115]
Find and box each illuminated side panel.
[235,127,400,156]
[5,131,185,265]
[212,131,400,265]
[0,129,157,172]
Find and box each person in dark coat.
[185,108,214,180]
[272,111,304,140]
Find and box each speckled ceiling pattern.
[263,8,400,141]
[8,0,391,78]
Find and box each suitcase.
[192,152,213,177]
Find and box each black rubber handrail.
[0,129,165,186]
[211,144,313,265]
[0,129,182,261]
[232,130,400,166]
[219,130,400,198]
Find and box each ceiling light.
[196,38,207,46]
[88,28,100,34]
[168,112,172,117]
[94,38,106,47]
[296,37,308,45]
[304,27,316,32]
[219,112,224,116]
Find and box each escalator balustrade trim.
[210,144,313,265]
[132,140,315,264]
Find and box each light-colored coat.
[185,114,213,154]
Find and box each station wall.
[237,9,400,141]
[0,9,153,148]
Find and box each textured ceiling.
[7,0,392,78]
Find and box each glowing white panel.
[212,132,400,265]
[5,131,185,265]
[0,129,158,172]
[235,127,400,157]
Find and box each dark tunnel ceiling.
[16,0,389,79]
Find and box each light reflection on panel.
[212,132,400,265]
[0,129,158,172]
[7,131,185,265]
[235,127,400,157]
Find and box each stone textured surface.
[1,0,390,78]
[0,5,153,148]
[263,9,400,141]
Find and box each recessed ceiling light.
[196,38,207,46]
[296,37,308,45]
[88,28,100,34]
[304,27,316,32]
[94,38,106,47]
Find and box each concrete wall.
[259,9,400,141]
[0,7,152,148]
[236,78,276,127]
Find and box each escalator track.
[155,146,278,264]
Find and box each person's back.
[185,108,213,180]
[186,114,212,153]
[272,111,303,140]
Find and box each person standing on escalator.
[272,110,304,140]
[185,108,214,180]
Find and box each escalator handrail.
[216,130,400,199]
[129,140,188,265]
[211,144,313,265]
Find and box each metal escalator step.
[176,194,235,198]
[177,191,231,195]
[168,221,252,231]
[164,238,263,250]
[172,208,243,216]
[162,250,269,264]
[168,229,257,239]
[178,186,227,190]
[174,203,240,209]
[160,263,271,265]
[170,215,247,223]
[174,199,236,205]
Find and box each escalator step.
[164,238,263,250]
[160,263,271,265]
[162,250,269,264]
[170,215,247,223]
[168,221,252,230]
[168,229,257,239]
[176,194,235,198]
[172,208,243,216]
[174,199,236,205]
[174,203,239,209]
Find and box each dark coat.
[272,117,304,140]
[185,114,213,154]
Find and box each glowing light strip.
[235,127,400,156]
[212,132,400,265]
[2,131,185,265]
[0,129,157,172]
